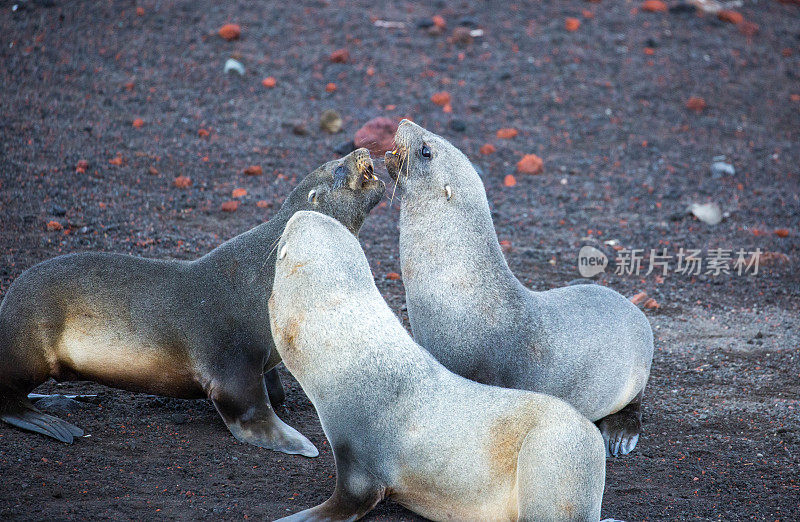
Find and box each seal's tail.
[0,396,83,443]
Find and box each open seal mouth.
[384,146,406,181]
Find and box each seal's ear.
[333,165,348,190]
[307,189,317,204]
[444,184,452,201]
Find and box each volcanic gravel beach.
[1,1,798,520]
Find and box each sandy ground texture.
[1,0,798,520]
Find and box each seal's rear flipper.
[1,400,84,443]
[597,391,643,457]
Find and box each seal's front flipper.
[597,392,642,457]
[1,399,84,443]
[276,465,384,521]
[211,380,317,457]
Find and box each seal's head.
[384,119,480,202]
[285,148,385,235]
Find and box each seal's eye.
[420,144,432,159]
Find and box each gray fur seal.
[0,149,384,457]
[269,210,606,521]
[385,120,654,457]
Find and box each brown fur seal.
[386,120,654,457]
[0,149,384,457]
[269,210,606,521]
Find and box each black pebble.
[334,141,356,155]
[669,3,697,14]
[416,18,434,29]
[449,119,466,132]
[458,17,479,28]
[171,413,188,424]
[51,204,67,216]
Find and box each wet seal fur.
[269,210,606,521]
[0,149,384,456]
[386,120,654,457]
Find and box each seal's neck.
[398,180,524,307]
[196,204,295,279]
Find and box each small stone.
[565,18,581,32]
[503,174,517,187]
[480,143,496,155]
[243,165,263,176]
[641,0,668,13]
[431,91,451,106]
[221,200,239,212]
[320,109,343,134]
[498,70,512,81]
[497,128,518,139]
[171,413,188,424]
[329,49,350,63]
[458,17,479,28]
[148,166,159,175]
[517,154,544,175]
[449,27,473,46]
[132,118,144,128]
[415,18,435,29]
[292,122,309,136]
[449,119,466,132]
[261,76,277,88]
[46,221,63,231]
[218,24,241,41]
[256,200,272,209]
[689,202,723,225]
[669,3,696,14]
[51,204,67,217]
[354,117,398,155]
[710,161,735,178]
[686,96,707,112]
[432,15,446,29]
[334,141,356,155]
[173,175,192,188]
[718,10,744,24]
[224,58,245,76]
[325,82,337,93]
[232,188,247,198]
[386,272,401,280]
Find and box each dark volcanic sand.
[1,1,798,520]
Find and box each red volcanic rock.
[517,154,544,175]
[496,128,518,139]
[46,221,63,231]
[431,91,451,106]
[243,165,263,176]
[503,174,517,187]
[329,49,350,63]
[218,24,241,41]
[173,175,192,188]
[480,143,496,155]
[221,200,239,212]
[565,18,581,32]
[354,117,398,155]
[718,10,744,24]
[686,96,707,112]
[641,0,667,13]
[386,272,401,280]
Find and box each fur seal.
[385,120,654,457]
[0,149,384,456]
[269,210,606,521]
